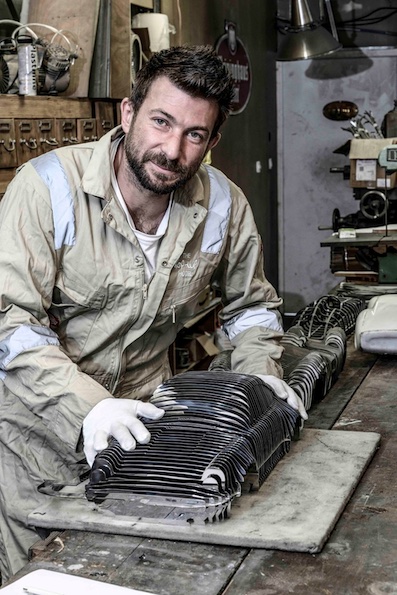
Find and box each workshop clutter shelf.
[322,136,397,284]
[0,95,119,196]
[169,295,222,375]
[321,227,397,284]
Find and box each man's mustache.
[144,151,188,175]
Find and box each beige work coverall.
[0,127,284,579]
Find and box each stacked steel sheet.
[86,371,300,522]
[281,326,346,410]
[279,294,365,410]
[290,294,364,338]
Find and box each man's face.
[122,76,220,195]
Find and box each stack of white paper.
[1,569,158,594]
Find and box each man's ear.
[120,98,134,134]
[208,132,221,152]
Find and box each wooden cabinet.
[0,0,159,197]
[0,95,119,196]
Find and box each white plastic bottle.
[17,35,38,96]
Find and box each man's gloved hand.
[255,374,308,420]
[83,398,165,466]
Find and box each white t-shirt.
[110,138,172,281]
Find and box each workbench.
[9,340,397,595]
[321,230,397,282]
[321,230,397,247]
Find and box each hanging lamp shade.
[277,0,342,61]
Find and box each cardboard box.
[349,138,397,188]
[175,332,220,371]
[185,333,219,363]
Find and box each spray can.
[17,35,38,96]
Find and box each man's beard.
[124,131,202,195]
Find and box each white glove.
[83,398,165,466]
[255,375,308,420]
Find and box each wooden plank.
[0,96,93,118]
[225,355,397,595]
[109,0,132,99]
[25,531,248,595]
[305,340,377,430]
[26,0,100,98]
[133,0,154,8]
[333,355,397,434]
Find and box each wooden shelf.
[133,0,153,8]
[0,96,93,119]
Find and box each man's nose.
[161,132,183,161]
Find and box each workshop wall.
[276,2,397,316]
[277,48,397,316]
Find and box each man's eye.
[154,118,168,126]
[189,131,204,142]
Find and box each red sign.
[215,26,252,115]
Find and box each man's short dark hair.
[130,45,235,138]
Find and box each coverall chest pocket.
[48,270,107,328]
[155,272,214,330]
